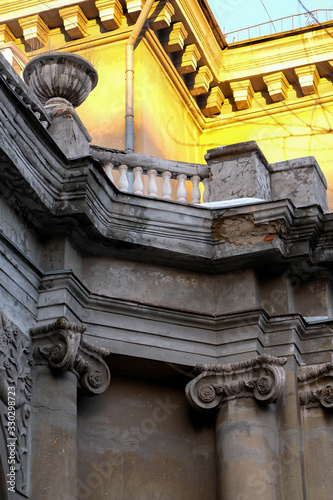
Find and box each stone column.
[30,318,110,500]
[186,355,286,500]
[298,363,333,500]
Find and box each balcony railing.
[225,9,333,43]
[91,146,210,204]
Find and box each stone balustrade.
[91,146,210,204]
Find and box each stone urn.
[22,51,98,108]
[23,52,98,158]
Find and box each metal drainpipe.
[125,0,155,151]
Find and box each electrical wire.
[260,0,277,32]
[297,0,319,23]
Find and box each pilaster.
[186,355,287,500]
[205,140,271,202]
[298,363,333,499]
[0,312,32,498]
[30,318,111,500]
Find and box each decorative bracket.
[298,362,333,410]
[185,354,287,412]
[30,318,111,396]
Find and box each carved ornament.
[30,318,110,396]
[0,312,32,497]
[298,362,333,409]
[185,354,287,412]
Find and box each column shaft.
[216,398,280,500]
[31,366,78,500]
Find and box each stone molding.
[18,14,49,50]
[198,86,225,116]
[30,318,111,395]
[295,64,320,96]
[186,354,287,412]
[161,21,188,53]
[148,0,175,31]
[298,362,333,409]
[0,24,16,44]
[230,79,255,110]
[59,5,88,39]
[263,71,290,102]
[96,0,123,31]
[0,312,32,496]
[175,43,201,74]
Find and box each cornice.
[220,26,333,82]
[175,0,224,78]
[0,0,87,23]
[203,91,333,132]
[0,95,327,273]
[0,52,330,271]
[35,270,333,366]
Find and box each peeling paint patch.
[212,213,283,246]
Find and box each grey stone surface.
[271,156,328,212]
[205,141,271,202]
[45,98,92,159]
[1,52,333,499]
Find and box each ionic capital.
[30,318,110,395]
[298,362,333,410]
[186,354,287,412]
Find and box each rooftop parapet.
[205,141,328,213]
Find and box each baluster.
[118,164,129,193]
[177,173,187,203]
[133,166,144,195]
[191,175,201,204]
[162,171,172,200]
[104,162,114,182]
[147,169,158,198]
[202,178,210,203]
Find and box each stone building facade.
[1,42,333,500]
[1,1,333,206]
[1,3,333,500]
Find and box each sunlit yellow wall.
[201,100,333,209]
[5,1,333,208]
[63,36,202,160]
[133,40,202,162]
[77,40,127,150]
